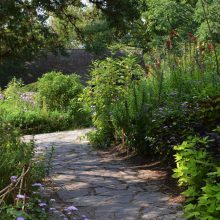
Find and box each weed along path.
[24,129,183,220]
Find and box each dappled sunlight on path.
[24,129,183,220]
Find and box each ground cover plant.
[173,130,220,219]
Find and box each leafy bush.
[3,78,24,101]
[111,80,153,153]
[173,135,220,219]
[194,170,220,219]
[1,109,70,133]
[0,124,33,190]
[84,38,220,158]
[83,55,145,147]
[173,136,212,190]
[0,94,70,134]
[67,98,91,128]
[0,74,91,134]
[87,129,113,149]
[23,82,38,92]
[37,71,83,111]
[0,121,47,219]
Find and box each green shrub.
[111,80,153,153]
[173,136,212,189]
[83,36,220,154]
[194,170,220,219]
[173,135,220,219]
[92,55,220,156]
[37,71,83,111]
[22,82,38,92]
[0,107,71,134]
[0,75,91,134]
[83,55,145,147]
[3,78,23,101]
[87,129,113,149]
[0,122,48,219]
[67,98,92,128]
[0,124,32,190]
[140,96,218,159]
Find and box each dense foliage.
[0,73,90,134]
[84,40,220,155]
[0,0,58,61]
[173,133,220,219]
[0,123,47,219]
[37,72,82,111]
[53,0,220,54]
[83,56,144,147]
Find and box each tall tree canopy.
[66,0,220,52]
[1,0,220,59]
[0,0,83,61]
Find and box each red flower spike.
[166,39,171,49]
[207,43,214,51]
[192,36,197,45]
[170,30,177,39]
[156,59,161,68]
[188,32,193,38]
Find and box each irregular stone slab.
[57,188,89,200]
[133,192,170,205]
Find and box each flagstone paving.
[24,129,184,220]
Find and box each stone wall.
[23,49,105,84]
[1,49,126,87]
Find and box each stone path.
[24,129,183,220]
